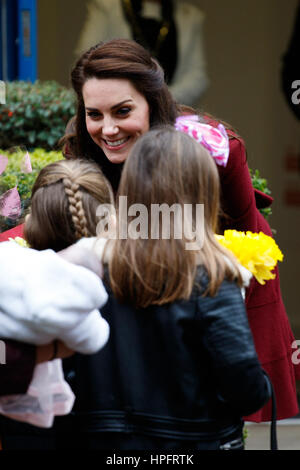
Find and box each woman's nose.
[102,117,119,136]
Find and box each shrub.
[0,81,76,150]
[250,168,272,220]
[0,148,63,232]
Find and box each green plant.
[0,81,76,150]
[0,148,63,232]
[250,168,272,220]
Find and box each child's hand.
[58,244,103,278]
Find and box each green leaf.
[250,168,272,219]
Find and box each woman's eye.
[117,107,131,116]
[87,111,101,119]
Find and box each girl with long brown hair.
[24,159,114,251]
[108,126,243,306]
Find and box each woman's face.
[82,78,150,164]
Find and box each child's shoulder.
[75,237,111,262]
[192,258,252,300]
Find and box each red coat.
[218,130,300,422]
[0,224,24,242]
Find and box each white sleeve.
[75,237,108,261]
[0,242,109,353]
[59,308,110,354]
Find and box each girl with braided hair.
[0,159,113,428]
[24,158,114,251]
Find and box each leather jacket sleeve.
[196,279,271,416]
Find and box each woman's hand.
[36,341,74,364]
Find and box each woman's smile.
[102,136,130,150]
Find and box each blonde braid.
[63,177,90,239]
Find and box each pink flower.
[175,115,229,167]
[0,186,21,218]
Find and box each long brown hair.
[108,127,242,308]
[24,159,113,251]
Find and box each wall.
[37,0,300,340]
[37,0,86,86]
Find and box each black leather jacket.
[69,268,271,444]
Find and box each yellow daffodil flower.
[216,230,283,284]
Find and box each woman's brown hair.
[107,127,242,308]
[24,159,113,252]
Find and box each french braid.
[63,177,90,239]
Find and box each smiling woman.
[62,39,178,191]
[82,77,150,164]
